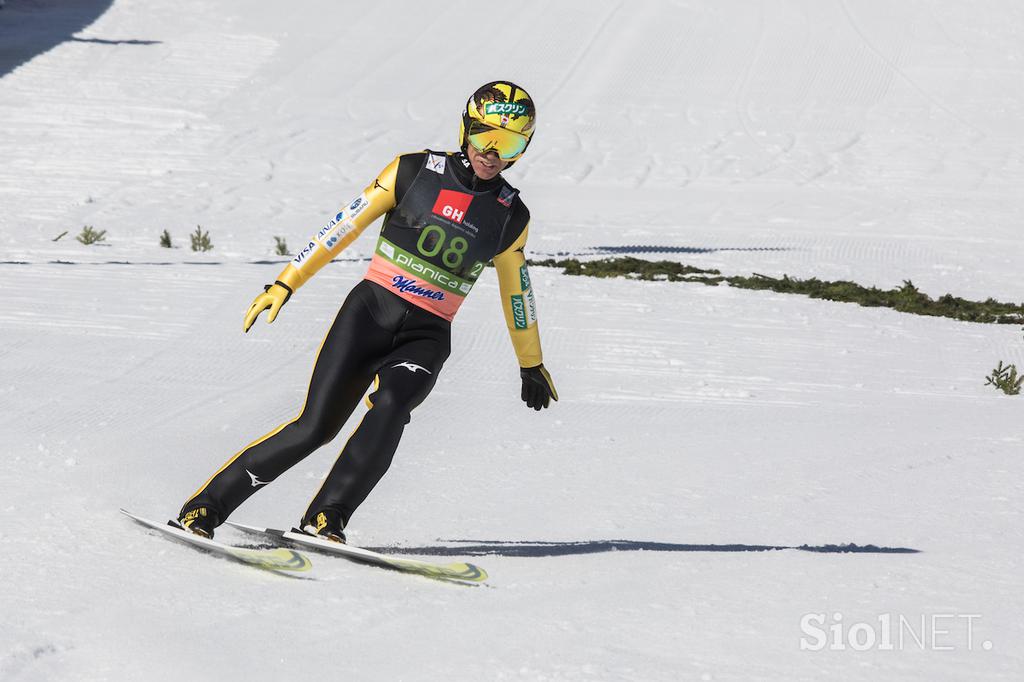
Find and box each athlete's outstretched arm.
[243,157,401,332]
[493,224,558,409]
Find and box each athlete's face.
[466,144,508,180]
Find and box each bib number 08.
[417,225,468,269]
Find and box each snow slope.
[1,1,1022,680]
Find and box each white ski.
[226,521,487,583]
[121,509,312,573]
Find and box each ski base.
[227,521,487,583]
[121,509,312,573]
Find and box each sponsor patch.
[376,237,474,294]
[519,263,531,291]
[347,194,370,218]
[485,102,528,116]
[319,219,356,251]
[324,220,355,250]
[432,189,473,225]
[393,361,431,374]
[427,154,446,174]
[316,212,346,242]
[291,239,320,269]
[392,275,446,301]
[394,252,458,291]
[511,294,527,329]
[526,289,537,325]
[497,186,516,207]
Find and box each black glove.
[520,364,558,410]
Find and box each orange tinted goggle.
[466,121,529,160]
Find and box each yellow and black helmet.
[459,81,536,164]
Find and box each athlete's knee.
[289,414,343,449]
[367,385,419,423]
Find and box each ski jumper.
[182,151,545,527]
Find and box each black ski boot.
[301,509,346,544]
[177,506,219,539]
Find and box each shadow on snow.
[530,245,794,258]
[371,540,920,558]
[593,245,791,255]
[69,37,161,46]
[0,0,161,80]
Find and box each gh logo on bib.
[432,189,473,225]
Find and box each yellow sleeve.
[275,156,400,292]
[493,223,544,368]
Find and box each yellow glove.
[243,281,293,333]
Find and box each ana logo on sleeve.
[432,189,473,225]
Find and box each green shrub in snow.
[76,225,106,245]
[190,226,213,252]
[529,257,1024,325]
[985,361,1022,396]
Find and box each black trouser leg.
[304,334,449,527]
[180,285,389,522]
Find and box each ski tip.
[452,563,488,583]
[119,508,150,524]
[270,549,313,572]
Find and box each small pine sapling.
[985,361,1022,396]
[190,226,213,252]
[76,225,107,245]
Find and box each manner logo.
[392,275,446,301]
[431,189,473,225]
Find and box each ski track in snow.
[2,0,1024,680]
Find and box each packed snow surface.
[1,1,1022,680]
